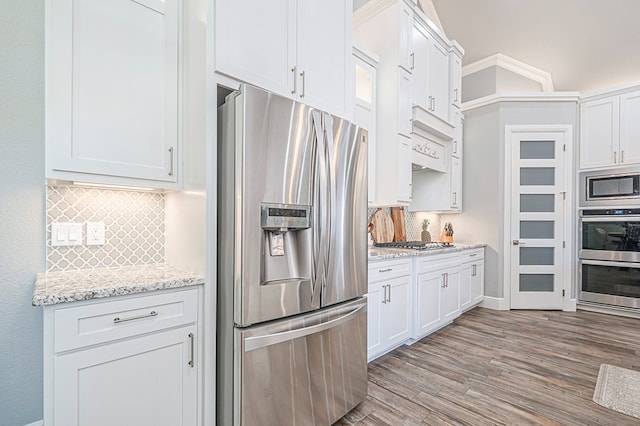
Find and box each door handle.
[243,303,366,352]
[513,240,526,246]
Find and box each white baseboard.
[479,296,510,310]
[25,421,43,426]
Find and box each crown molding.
[462,92,580,112]
[462,53,555,92]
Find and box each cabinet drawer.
[416,253,460,274]
[461,248,485,263]
[368,258,411,282]
[53,288,198,353]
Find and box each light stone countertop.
[32,264,205,306]
[368,242,486,261]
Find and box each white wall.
[0,1,45,424]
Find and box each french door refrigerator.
[217,84,368,425]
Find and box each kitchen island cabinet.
[214,0,353,119]
[46,0,180,187]
[367,258,412,361]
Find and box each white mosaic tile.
[46,186,165,272]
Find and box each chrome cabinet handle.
[188,333,195,367]
[410,52,415,70]
[379,268,393,273]
[168,147,174,177]
[441,273,446,288]
[387,284,391,303]
[614,150,618,163]
[472,264,477,276]
[291,66,297,95]
[300,70,305,98]
[622,150,625,163]
[469,253,477,257]
[113,310,158,324]
[382,284,387,304]
[454,88,458,103]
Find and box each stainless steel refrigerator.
[217,84,368,425]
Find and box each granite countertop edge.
[368,242,487,261]
[33,264,205,307]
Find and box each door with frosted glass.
[510,132,566,309]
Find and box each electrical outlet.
[86,222,105,245]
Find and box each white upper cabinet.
[214,0,352,119]
[580,96,619,169]
[214,0,294,97]
[449,48,462,111]
[580,88,640,170]
[619,90,640,166]
[46,0,180,186]
[398,1,414,73]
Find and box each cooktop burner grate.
[373,241,454,250]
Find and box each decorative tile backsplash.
[367,207,440,241]
[46,186,165,271]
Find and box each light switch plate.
[51,223,83,246]
[86,222,105,245]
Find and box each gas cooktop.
[373,241,454,250]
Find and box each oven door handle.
[580,216,640,222]
[580,259,640,268]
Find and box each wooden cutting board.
[390,207,407,242]
[369,209,394,243]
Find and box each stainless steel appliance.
[579,166,640,207]
[579,208,640,309]
[217,85,368,426]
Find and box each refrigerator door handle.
[322,112,334,282]
[244,303,366,352]
[311,111,328,302]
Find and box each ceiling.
[430,0,640,93]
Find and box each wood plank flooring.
[337,307,640,425]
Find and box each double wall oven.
[579,167,640,309]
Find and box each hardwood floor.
[337,307,640,425]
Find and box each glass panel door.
[510,133,565,309]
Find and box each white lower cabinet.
[368,248,484,361]
[414,253,460,339]
[367,258,412,361]
[460,248,485,312]
[44,288,200,426]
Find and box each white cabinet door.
[47,0,179,184]
[579,96,619,169]
[411,22,429,111]
[54,326,197,426]
[459,263,472,311]
[214,0,295,98]
[296,0,351,117]
[382,276,412,347]
[619,90,640,166]
[366,282,384,359]
[398,69,413,137]
[450,156,462,210]
[398,1,414,73]
[398,136,412,204]
[449,52,462,110]
[367,274,411,361]
[441,269,461,322]
[428,39,450,123]
[415,270,441,337]
[470,261,485,306]
[354,49,378,205]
